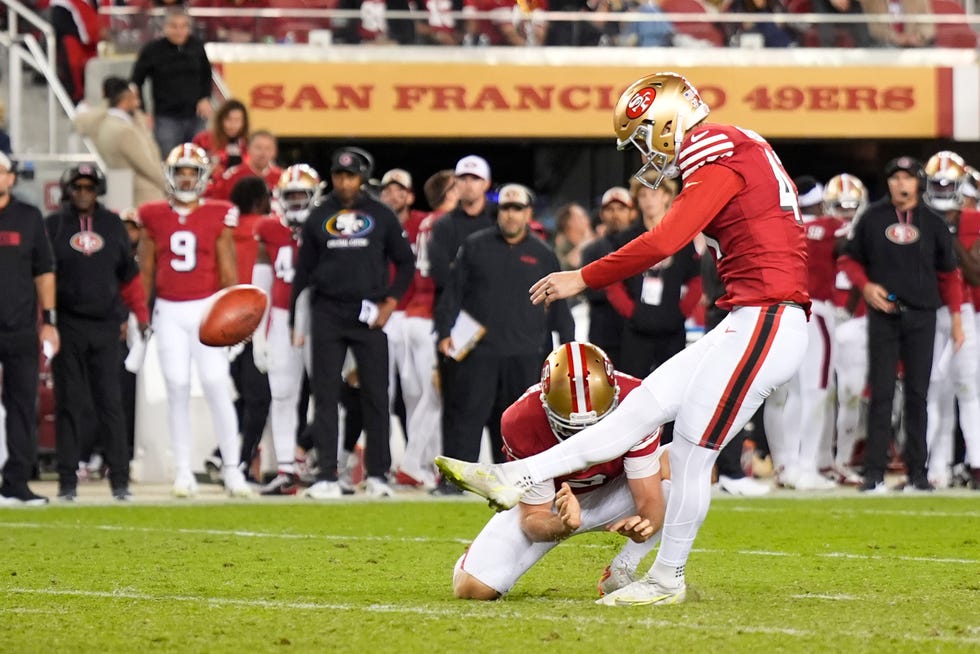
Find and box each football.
[198,284,268,347]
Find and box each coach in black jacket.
[839,156,962,493]
[436,184,574,464]
[291,146,414,495]
[45,164,149,501]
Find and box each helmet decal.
[626,88,656,120]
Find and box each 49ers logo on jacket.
[324,211,374,248]
[625,88,656,119]
[885,222,920,245]
[70,230,104,255]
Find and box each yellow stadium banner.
[220,62,943,139]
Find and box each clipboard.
[448,310,486,361]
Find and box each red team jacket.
[139,200,238,301]
[804,215,845,302]
[582,124,810,313]
[501,372,661,495]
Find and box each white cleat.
[433,456,527,511]
[794,471,838,491]
[363,477,394,497]
[172,474,198,498]
[597,564,635,598]
[222,467,254,498]
[717,475,770,497]
[596,578,687,607]
[304,480,342,500]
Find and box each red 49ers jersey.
[678,124,809,310]
[394,210,427,311]
[139,199,238,301]
[205,162,282,201]
[501,372,660,496]
[958,208,980,308]
[404,210,444,319]
[804,215,844,302]
[234,213,264,287]
[255,215,299,310]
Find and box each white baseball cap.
[0,152,12,173]
[601,187,632,208]
[454,155,491,181]
[497,184,532,208]
[381,168,412,190]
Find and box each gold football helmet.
[822,173,867,220]
[924,150,967,211]
[540,342,620,441]
[614,71,711,191]
[275,164,324,225]
[164,143,212,203]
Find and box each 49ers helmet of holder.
[540,342,620,441]
[613,71,711,191]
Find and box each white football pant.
[266,307,306,473]
[456,475,667,594]
[927,304,980,484]
[833,315,868,470]
[764,300,835,481]
[152,298,239,481]
[516,304,808,573]
[397,316,442,485]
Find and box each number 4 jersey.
[255,215,299,310]
[139,199,239,301]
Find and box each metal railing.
[1,0,105,168]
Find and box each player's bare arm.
[609,447,671,542]
[519,484,578,543]
[216,227,238,288]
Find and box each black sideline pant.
[442,350,540,464]
[865,307,936,483]
[231,341,272,467]
[0,332,40,489]
[52,317,129,490]
[310,306,390,481]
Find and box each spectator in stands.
[74,77,167,206]
[131,7,214,157]
[198,0,267,43]
[193,99,249,180]
[724,0,799,47]
[206,130,281,200]
[547,0,620,46]
[811,0,872,47]
[337,0,418,44]
[416,0,465,45]
[464,0,549,46]
[51,0,104,105]
[860,0,934,47]
[553,203,595,271]
[620,0,674,47]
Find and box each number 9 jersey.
[138,199,239,301]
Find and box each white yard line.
[725,505,980,519]
[5,587,979,646]
[2,521,978,565]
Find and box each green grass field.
[1,493,978,653]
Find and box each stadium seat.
[932,0,978,48]
[786,0,856,48]
[660,0,726,47]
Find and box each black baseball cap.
[885,156,923,179]
[330,146,374,179]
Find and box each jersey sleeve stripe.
[678,142,735,174]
